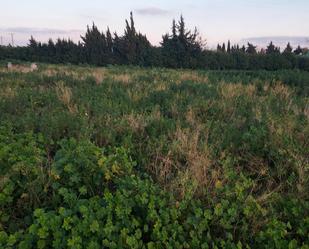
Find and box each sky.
[0,0,308,48]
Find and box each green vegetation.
[0,64,308,248]
[1,14,309,71]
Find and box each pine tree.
[47,39,56,61]
[106,27,114,64]
[161,15,203,68]
[246,43,257,54]
[106,27,113,53]
[266,41,280,54]
[113,12,151,65]
[294,45,303,55]
[28,36,38,49]
[178,15,185,41]
[81,22,108,65]
[283,42,293,54]
[28,36,39,60]
[172,19,177,39]
[222,43,226,52]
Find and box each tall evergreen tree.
[106,28,113,53]
[172,20,177,39]
[283,42,293,54]
[46,39,56,61]
[246,43,257,54]
[28,36,38,49]
[266,41,280,54]
[113,12,151,65]
[2,12,309,72]
[161,15,203,68]
[294,45,303,55]
[28,36,40,60]
[222,43,226,52]
[81,22,108,65]
[227,40,231,53]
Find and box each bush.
[1,128,308,248]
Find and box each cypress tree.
[246,43,257,54]
[161,15,203,68]
[266,41,280,54]
[294,45,303,55]
[283,42,293,54]
[113,12,151,65]
[81,23,108,65]
[3,12,309,71]
[222,43,226,52]
[106,27,114,64]
[172,20,177,39]
[227,40,231,53]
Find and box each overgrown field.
[0,64,308,248]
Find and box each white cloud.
[135,7,171,16]
[0,27,83,46]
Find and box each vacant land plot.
[0,64,308,248]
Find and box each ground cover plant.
[0,63,308,248]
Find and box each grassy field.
[0,64,308,248]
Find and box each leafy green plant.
[0,65,308,248]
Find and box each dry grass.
[153,149,174,185]
[112,74,131,85]
[150,107,162,120]
[254,105,263,122]
[185,108,196,126]
[154,82,168,91]
[178,71,208,83]
[55,81,77,114]
[152,121,217,198]
[127,88,146,102]
[293,154,308,195]
[92,69,107,84]
[146,105,221,197]
[220,82,256,99]
[173,126,215,194]
[41,66,97,82]
[42,69,58,77]
[0,86,17,99]
[270,81,292,100]
[5,65,34,73]
[123,113,147,133]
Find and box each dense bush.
[0,130,308,248]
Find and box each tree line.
[1,12,309,71]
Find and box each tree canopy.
[0,13,308,71]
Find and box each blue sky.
[0,0,308,47]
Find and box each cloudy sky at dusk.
[1,0,308,47]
